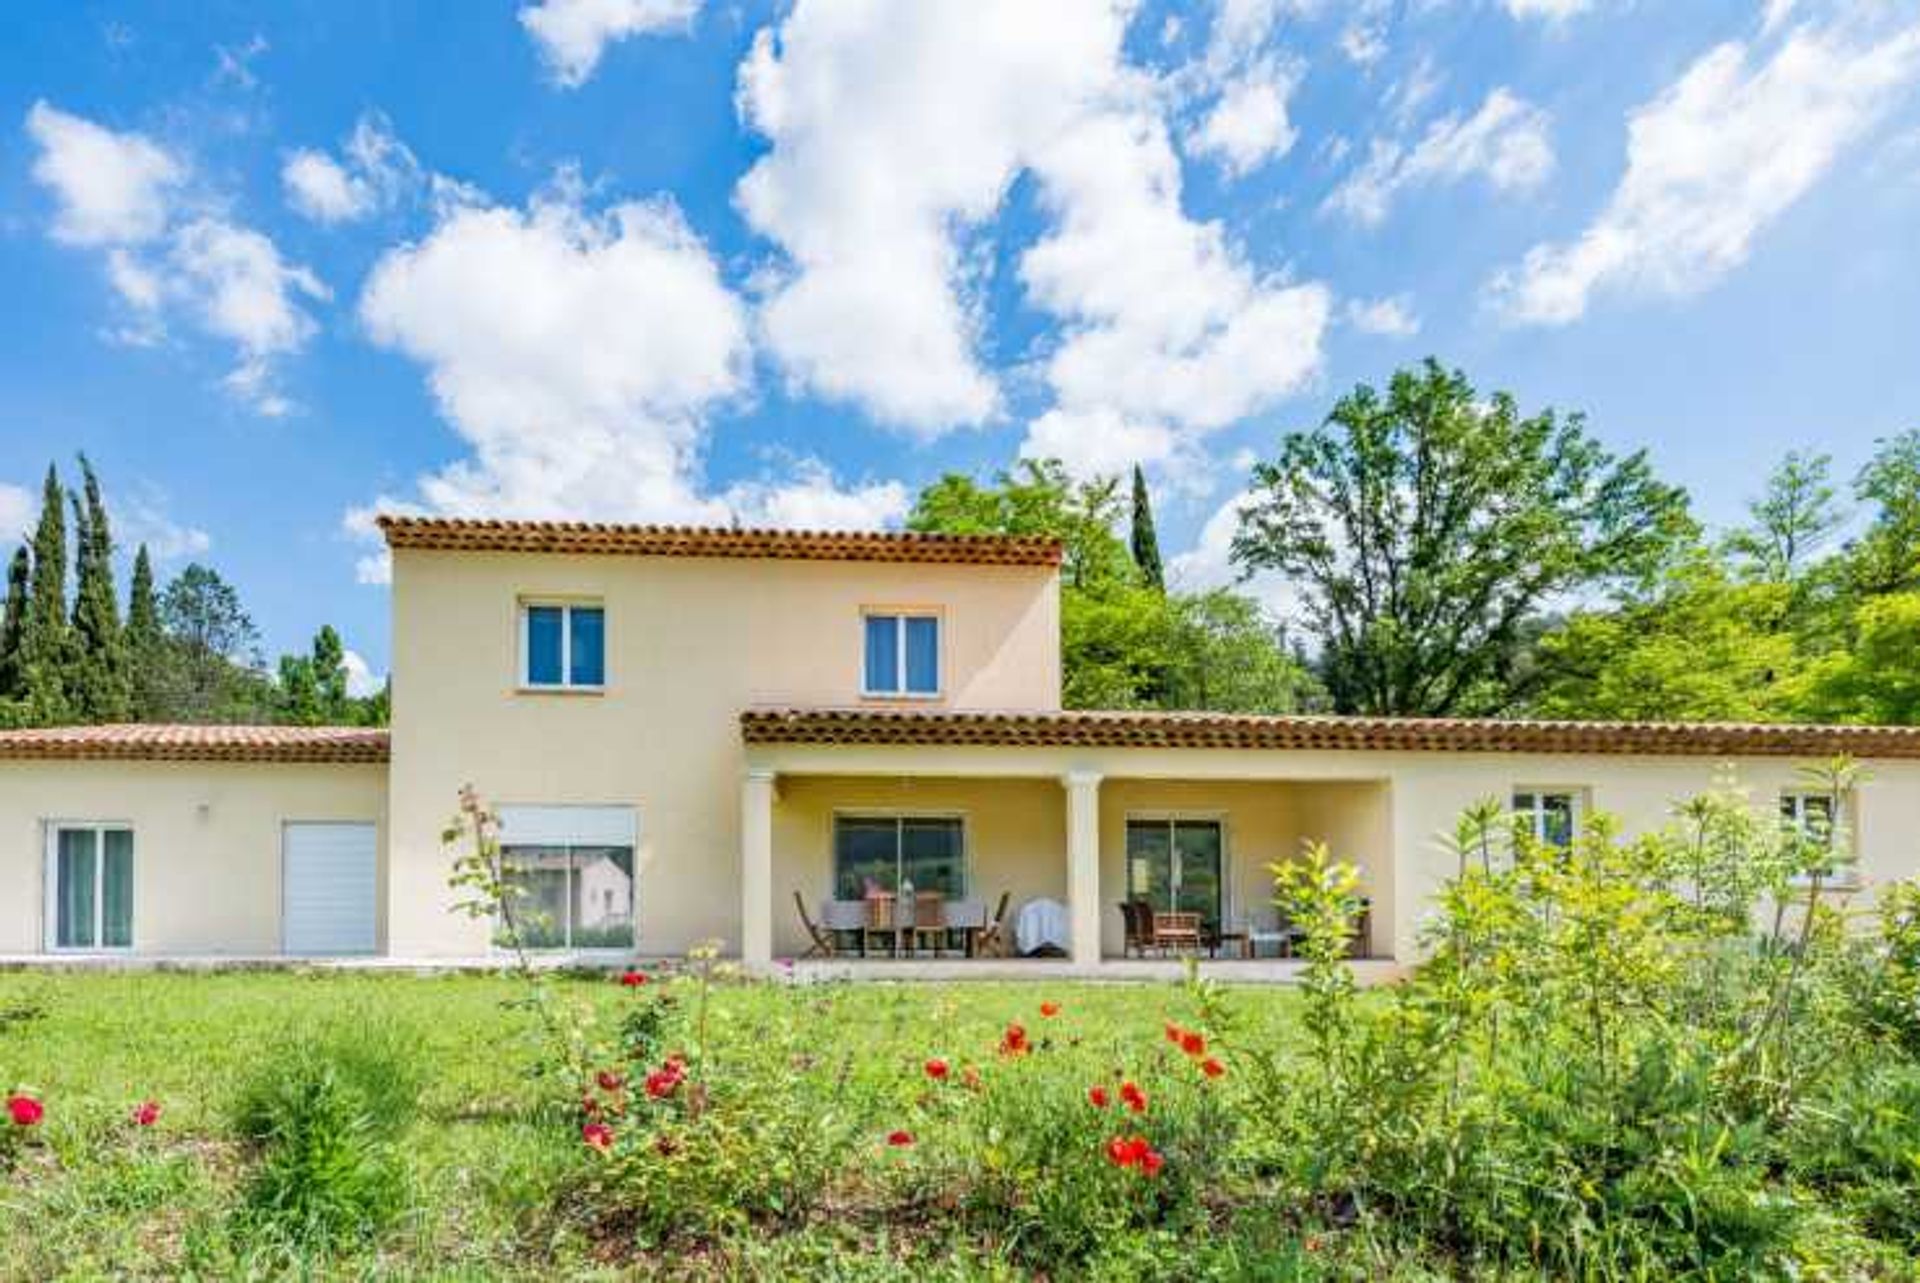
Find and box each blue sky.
[3,0,1919,685]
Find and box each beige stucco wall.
[0,761,387,955]
[387,549,1062,956]
[749,742,1920,962]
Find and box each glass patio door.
[1125,819,1223,934]
[48,825,133,950]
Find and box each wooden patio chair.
[1153,910,1203,954]
[974,892,1013,957]
[820,898,869,957]
[910,891,947,957]
[862,893,899,957]
[794,891,835,958]
[1125,897,1164,957]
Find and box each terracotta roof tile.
[739,708,1920,759]
[377,516,1063,567]
[0,724,390,764]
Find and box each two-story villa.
[5,515,1920,973]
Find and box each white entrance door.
[282,822,378,955]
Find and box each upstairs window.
[863,612,940,697]
[1513,790,1578,848]
[522,602,604,690]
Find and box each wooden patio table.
[1152,911,1204,953]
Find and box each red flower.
[581,1093,601,1116]
[886,1129,914,1147]
[1119,1081,1147,1114]
[1139,1149,1165,1177]
[1200,1057,1226,1079]
[131,1099,161,1127]
[1164,1022,1183,1045]
[596,1069,625,1092]
[998,1023,1029,1057]
[1105,1133,1164,1174]
[1088,1085,1110,1108]
[618,969,649,987]
[6,1094,42,1127]
[581,1121,614,1152]
[1179,1029,1207,1058]
[1039,1001,1061,1017]
[643,1058,687,1100]
[924,1058,950,1081]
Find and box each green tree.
[18,465,73,723]
[1796,591,1920,724]
[1726,450,1843,584]
[0,545,27,702]
[1129,465,1165,592]
[125,543,166,720]
[1231,360,1694,716]
[158,563,267,722]
[1846,430,1920,595]
[67,455,130,722]
[276,624,352,725]
[909,459,1133,590]
[1527,557,1805,722]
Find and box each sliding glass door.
[48,824,133,950]
[1125,819,1223,934]
[833,816,965,899]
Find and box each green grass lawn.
[0,971,1307,1281]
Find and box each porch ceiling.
[740,708,1920,759]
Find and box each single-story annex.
[5,516,1919,973]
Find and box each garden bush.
[228,1022,421,1253]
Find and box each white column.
[740,768,776,968]
[1063,770,1103,966]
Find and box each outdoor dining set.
[795,889,1014,958]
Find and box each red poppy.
[998,1023,1029,1056]
[596,1069,625,1092]
[1139,1149,1165,1177]
[1088,1085,1110,1108]
[1119,1081,1147,1114]
[643,1060,686,1100]
[131,1099,161,1127]
[618,969,649,987]
[886,1129,914,1147]
[5,1094,42,1127]
[1105,1134,1155,1168]
[1164,1022,1183,1045]
[923,1058,950,1081]
[581,1121,614,1152]
[1179,1030,1206,1058]
[1200,1057,1226,1079]
[1039,1001,1061,1017]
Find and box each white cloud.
[111,485,213,562]
[351,181,907,573]
[282,116,418,224]
[737,0,1330,471]
[1491,16,1920,326]
[1167,487,1302,620]
[0,483,34,542]
[1345,294,1421,337]
[341,649,384,699]
[1021,408,1182,482]
[1340,22,1387,66]
[25,101,183,245]
[25,102,325,414]
[1188,57,1302,175]
[520,0,699,88]
[1326,87,1554,227]
[1503,0,1593,19]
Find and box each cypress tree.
[1130,464,1165,592]
[68,455,130,721]
[126,543,165,719]
[19,465,72,723]
[0,546,27,699]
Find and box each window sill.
[515,685,606,697]
[859,690,944,702]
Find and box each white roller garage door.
[283,822,378,956]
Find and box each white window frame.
[830,810,969,898]
[860,609,943,700]
[43,821,134,953]
[1781,790,1858,886]
[1512,789,1581,846]
[518,599,605,692]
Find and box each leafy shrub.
[229,1024,420,1252]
